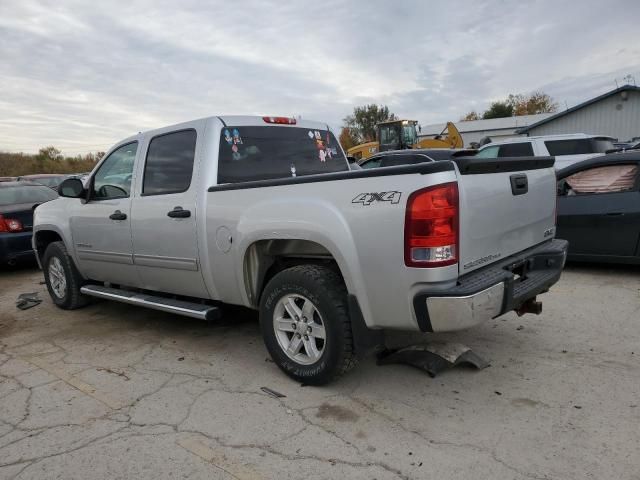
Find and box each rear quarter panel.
[202,169,459,330]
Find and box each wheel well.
[244,239,343,307]
[34,230,63,261]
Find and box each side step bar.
[80,285,221,321]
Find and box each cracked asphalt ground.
[1,264,639,480]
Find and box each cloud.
[0,0,639,153]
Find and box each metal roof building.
[420,113,553,146]
[517,85,640,142]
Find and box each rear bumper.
[413,239,568,332]
[0,231,35,264]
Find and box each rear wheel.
[259,265,357,385]
[43,241,90,309]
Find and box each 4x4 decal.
[352,191,402,206]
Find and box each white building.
[517,85,640,141]
[420,113,553,146]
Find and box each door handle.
[109,210,127,221]
[605,212,624,216]
[167,206,191,218]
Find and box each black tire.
[42,241,90,310]
[259,264,357,385]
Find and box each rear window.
[217,126,347,183]
[0,185,58,206]
[498,142,534,157]
[545,138,614,156]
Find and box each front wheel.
[42,241,90,310]
[259,265,357,385]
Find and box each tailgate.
[453,156,557,274]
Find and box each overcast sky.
[1,0,639,154]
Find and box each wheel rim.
[273,294,326,365]
[48,257,67,299]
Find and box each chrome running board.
[80,285,220,321]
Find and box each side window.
[498,142,534,157]
[545,139,592,156]
[475,146,499,158]
[360,156,382,169]
[93,142,138,200]
[558,164,639,196]
[143,130,197,195]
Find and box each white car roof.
[480,133,614,147]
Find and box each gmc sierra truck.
[33,115,568,384]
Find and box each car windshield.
[217,126,348,183]
[0,184,58,206]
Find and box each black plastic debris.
[261,387,286,398]
[16,292,42,310]
[377,342,489,378]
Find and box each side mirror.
[58,178,85,198]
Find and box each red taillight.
[262,116,297,125]
[0,214,24,233]
[404,182,458,268]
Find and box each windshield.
[0,184,58,206]
[217,126,348,183]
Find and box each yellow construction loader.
[347,120,463,160]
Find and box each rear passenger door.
[130,127,209,298]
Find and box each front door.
[130,128,209,298]
[70,141,140,286]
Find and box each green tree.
[482,101,513,119]
[343,104,396,143]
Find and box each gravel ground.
[0,262,638,480]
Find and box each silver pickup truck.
[33,115,567,384]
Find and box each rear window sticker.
[224,129,233,144]
[232,129,243,144]
[314,130,321,140]
[231,144,238,153]
[319,149,326,162]
[308,130,314,139]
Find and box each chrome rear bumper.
[413,239,568,332]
